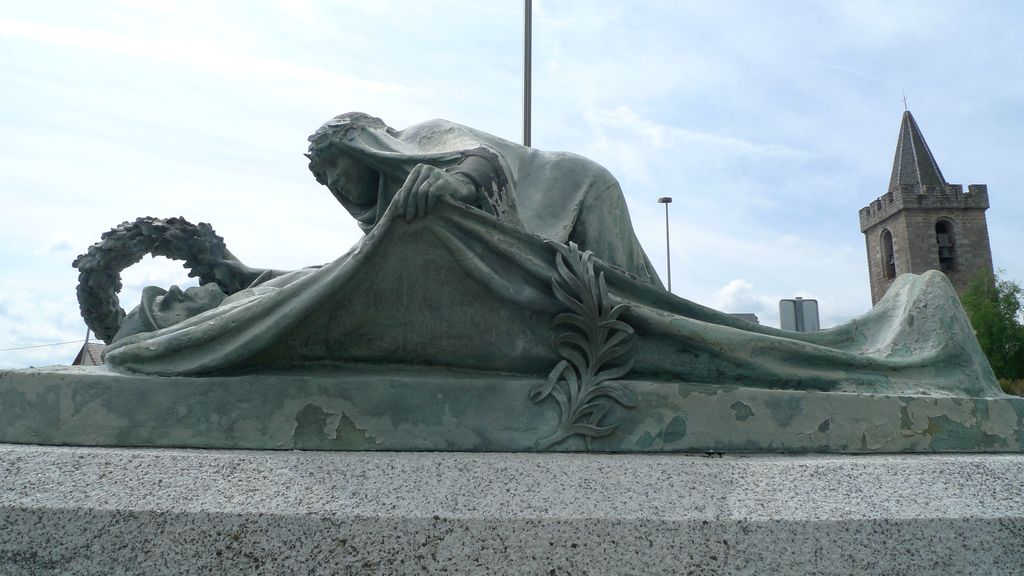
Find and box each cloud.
[592,106,809,161]
[0,286,85,369]
[574,104,812,194]
[710,278,755,309]
[809,61,897,86]
[0,18,414,94]
[709,279,779,324]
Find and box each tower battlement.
[859,183,989,232]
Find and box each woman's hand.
[395,164,476,221]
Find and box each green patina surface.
[1,366,1021,453]
[39,114,1019,454]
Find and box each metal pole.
[523,0,532,147]
[664,203,671,292]
[657,197,672,291]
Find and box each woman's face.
[323,153,379,207]
[321,152,382,231]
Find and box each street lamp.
[657,197,672,292]
[523,0,532,147]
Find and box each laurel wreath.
[72,216,240,344]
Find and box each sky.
[2,0,1023,368]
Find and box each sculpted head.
[307,113,392,231]
[112,283,227,342]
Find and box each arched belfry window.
[881,229,896,280]
[935,219,956,272]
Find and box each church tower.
[859,110,994,305]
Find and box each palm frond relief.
[532,241,638,449]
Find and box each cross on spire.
[902,91,909,111]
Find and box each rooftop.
[888,110,947,191]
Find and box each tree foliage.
[959,271,1024,382]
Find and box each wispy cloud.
[0,18,413,94]
[591,105,809,160]
[809,61,897,86]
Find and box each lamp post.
[523,0,532,147]
[657,196,672,291]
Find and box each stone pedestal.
[1,444,1022,574]
[4,366,1022,453]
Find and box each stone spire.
[862,109,994,305]
[888,110,947,191]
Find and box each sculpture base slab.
[2,365,1023,453]
[1,444,1022,575]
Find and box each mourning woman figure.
[304,112,662,285]
[111,112,661,342]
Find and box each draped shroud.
[105,195,1000,399]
